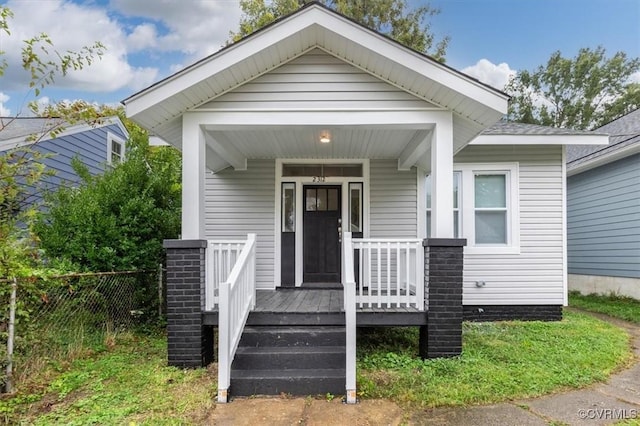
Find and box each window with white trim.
[107,132,125,165]
[426,164,520,253]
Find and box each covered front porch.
[164,232,465,403]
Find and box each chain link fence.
[0,268,165,393]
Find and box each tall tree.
[506,47,640,130]
[231,0,449,60]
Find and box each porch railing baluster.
[348,237,424,311]
[206,234,257,403]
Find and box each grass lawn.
[0,310,632,423]
[357,310,632,408]
[569,291,640,324]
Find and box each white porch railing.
[351,237,424,310]
[343,232,357,404]
[213,234,257,403]
[205,240,246,310]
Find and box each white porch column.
[431,113,454,238]
[181,114,206,239]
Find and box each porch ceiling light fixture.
[319,133,331,144]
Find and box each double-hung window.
[426,164,520,253]
[107,132,125,165]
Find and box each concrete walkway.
[210,311,640,425]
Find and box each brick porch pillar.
[420,238,466,359]
[164,239,214,368]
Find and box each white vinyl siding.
[198,48,434,111]
[204,160,276,289]
[369,160,417,238]
[567,153,640,278]
[454,145,564,305]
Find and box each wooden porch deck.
[202,289,427,326]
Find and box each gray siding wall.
[567,153,640,278]
[454,145,565,305]
[204,160,276,289]
[199,48,432,111]
[369,160,417,238]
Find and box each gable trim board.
[0,116,128,152]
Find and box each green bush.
[34,125,181,272]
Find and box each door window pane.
[282,183,295,232]
[328,188,338,211]
[306,188,317,211]
[316,188,327,211]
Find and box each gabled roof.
[567,108,640,173]
[123,2,508,149]
[0,116,129,152]
[470,120,609,147]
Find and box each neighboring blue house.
[0,116,129,209]
[567,109,640,299]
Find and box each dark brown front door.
[303,185,341,282]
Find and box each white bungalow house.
[123,3,607,403]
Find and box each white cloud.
[630,71,640,84]
[0,93,11,116]
[127,23,158,52]
[462,59,516,91]
[110,0,242,60]
[1,0,159,94]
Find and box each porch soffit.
[123,4,508,156]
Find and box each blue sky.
[0,0,638,116]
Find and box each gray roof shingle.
[481,120,602,136]
[0,117,67,141]
[566,108,640,168]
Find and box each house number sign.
[312,176,326,182]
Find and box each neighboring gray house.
[567,109,640,299]
[0,116,129,209]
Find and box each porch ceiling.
[204,126,433,173]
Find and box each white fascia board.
[471,133,609,146]
[567,142,640,176]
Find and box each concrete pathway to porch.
[209,309,640,425]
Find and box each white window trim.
[107,132,125,165]
[458,163,520,255]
